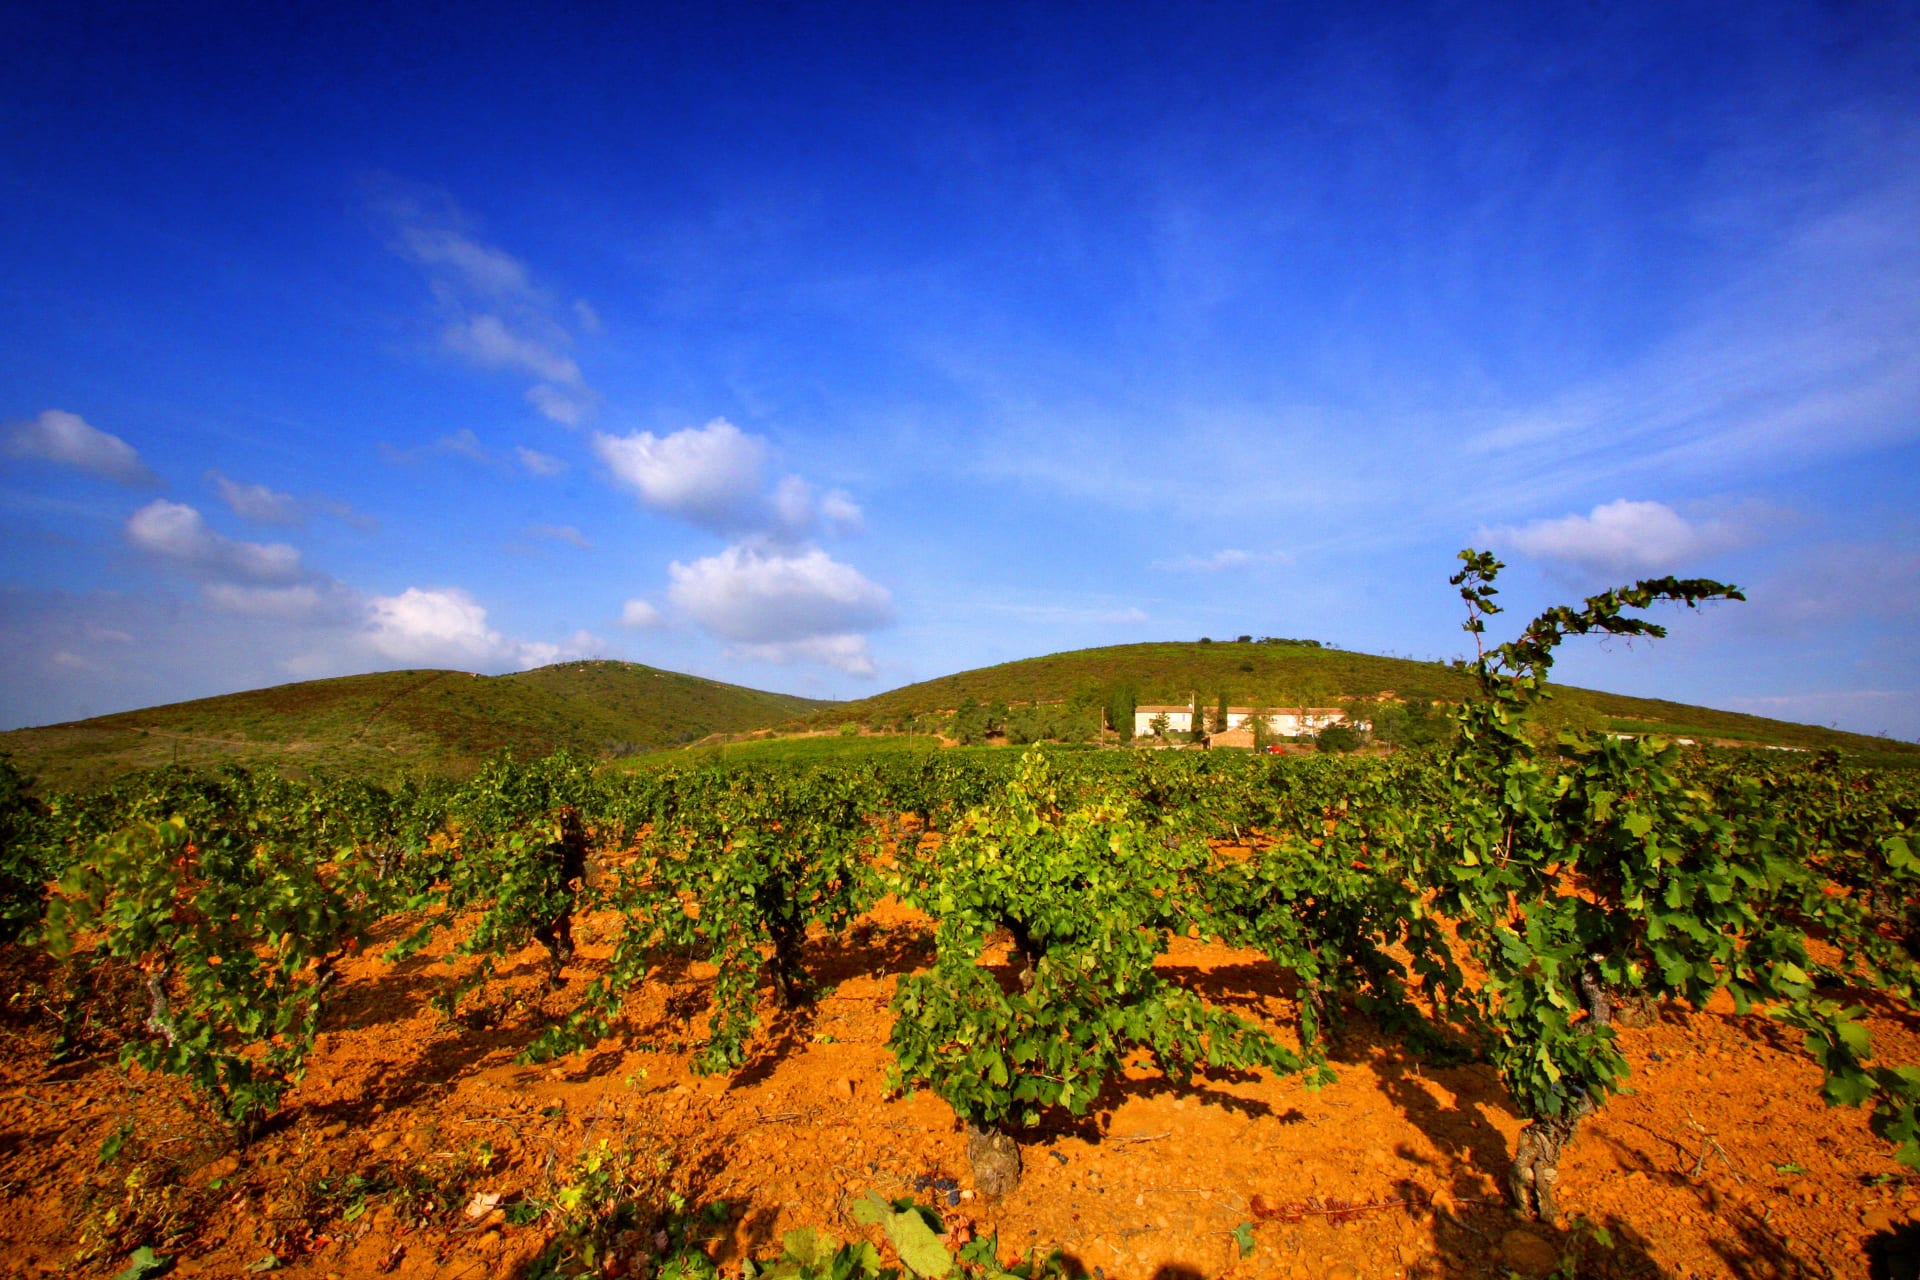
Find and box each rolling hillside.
[813,640,1920,761]
[0,661,824,790]
[5,641,1914,792]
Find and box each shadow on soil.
[310,918,937,1124]
[1869,1221,1920,1280]
[1589,1128,1833,1280]
[1371,1049,1515,1189]
[1408,1204,1669,1280]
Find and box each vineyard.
[3,556,1919,1280]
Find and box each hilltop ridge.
[3,642,1912,790]
[816,639,1911,757]
[0,661,824,789]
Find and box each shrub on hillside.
[1316,724,1363,753]
[0,754,54,944]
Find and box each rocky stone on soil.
[966,1124,1021,1199]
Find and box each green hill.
[7,641,1914,792]
[810,640,1920,762]
[0,661,825,790]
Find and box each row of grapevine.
[6,552,1916,1229]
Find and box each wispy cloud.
[730,633,880,677]
[379,428,496,467]
[1151,548,1293,573]
[208,472,302,524]
[444,314,581,386]
[5,409,155,485]
[1465,162,1920,503]
[516,446,566,476]
[379,187,598,425]
[208,471,377,531]
[820,489,864,534]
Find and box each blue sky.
[3,2,1917,738]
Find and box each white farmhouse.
[1131,705,1357,738]
[1132,705,1195,735]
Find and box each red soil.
[4,896,1917,1280]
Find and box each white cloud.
[5,409,155,485]
[516,446,567,476]
[591,418,864,541]
[619,598,662,629]
[364,587,505,666]
[1151,548,1293,572]
[772,474,814,534]
[594,418,770,532]
[126,500,304,583]
[573,299,602,333]
[667,545,893,665]
[209,472,302,525]
[361,586,592,670]
[513,629,603,669]
[821,489,864,534]
[732,633,879,677]
[1484,499,1761,576]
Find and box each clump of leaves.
[888,749,1299,1193]
[0,752,55,944]
[301,1140,499,1239]
[75,1125,212,1269]
[46,803,378,1143]
[738,1193,1077,1280]
[523,1140,679,1280]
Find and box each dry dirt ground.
[4,896,1919,1280]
